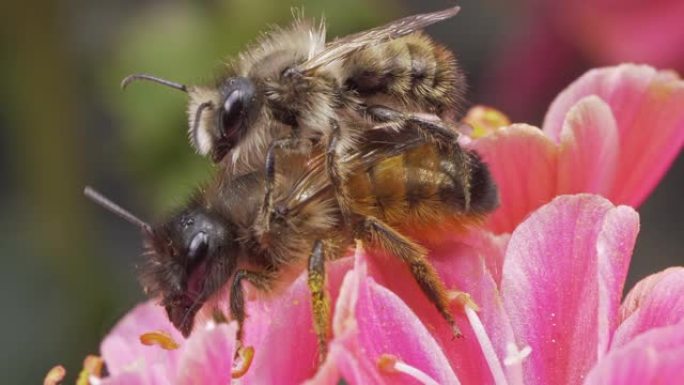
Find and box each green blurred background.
[1,0,681,383]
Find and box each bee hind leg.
[365,105,458,143]
[307,239,331,363]
[360,216,461,337]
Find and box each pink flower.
[55,195,684,385]
[472,64,684,233]
[97,303,240,385]
[305,194,684,385]
[47,64,683,384]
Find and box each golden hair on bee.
[86,117,498,363]
[121,6,466,172]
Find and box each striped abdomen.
[346,143,498,237]
[342,32,465,116]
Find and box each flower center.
[462,105,510,138]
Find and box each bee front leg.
[359,216,461,337]
[261,138,310,226]
[307,240,331,363]
[365,105,472,210]
[326,121,353,222]
[230,269,273,341]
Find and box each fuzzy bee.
[121,6,466,173]
[85,124,498,361]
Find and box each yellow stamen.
[43,365,66,385]
[462,106,510,138]
[377,353,399,373]
[231,346,255,379]
[76,355,104,385]
[376,353,447,385]
[139,330,180,350]
[448,290,481,312]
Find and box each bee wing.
[352,129,426,168]
[297,6,460,72]
[281,152,331,211]
[285,127,429,214]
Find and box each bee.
[85,126,498,361]
[121,6,466,172]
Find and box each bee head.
[187,77,260,163]
[141,206,239,337]
[121,73,261,164]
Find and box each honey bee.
[121,6,466,172]
[85,126,498,360]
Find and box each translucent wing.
[284,126,429,213]
[297,6,460,72]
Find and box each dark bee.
[121,6,466,170]
[85,125,498,361]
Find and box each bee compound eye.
[220,89,244,136]
[218,77,255,141]
[188,231,209,261]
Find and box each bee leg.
[326,121,353,222]
[230,269,273,342]
[366,105,472,211]
[307,239,331,363]
[365,105,459,143]
[360,216,461,337]
[261,138,310,225]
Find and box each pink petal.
[100,301,184,376]
[306,251,476,385]
[364,232,517,385]
[305,267,395,385]
[612,267,684,350]
[501,194,639,385]
[303,332,387,385]
[429,234,520,384]
[543,64,684,207]
[345,254,460,385]
[176,322,236,385]
[101,366,172,385]
[556,96,619,195]
[582,320,684,385]
[238,257,354,385]
[433,230,510,287]
[619,267,684,323]
[470,124,559,234]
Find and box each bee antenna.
[121,73,188,93]
[84,186,153,233]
